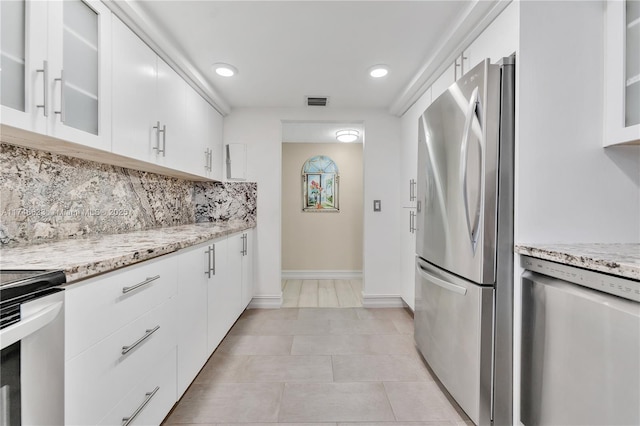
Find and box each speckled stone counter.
[515,243,640,281]
[0,221,255,284]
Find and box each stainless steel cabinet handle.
[121,386,160,426]
[54,70,65,122]
[153,122,166,156]
[409,211,416,234]
[241,234,247,256]
[35,60,48,117]
[460,54,468,76]
[205,149,211,171]
[211,244,216,275]
[205,246,212,278]
[409,179,416,201]
[122,275,160,294]
[416,262,467,295]
[209,150,213,171]
[161,124,167,157]
[121,325,160,355]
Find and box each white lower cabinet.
[64,227,255,424]
[241,230,254,309]
[64,254,178,426]
[65,298,176,425]
[228,230,254,313]
[176,240,210,396]
[98,348,177,426]
[207,237,240,354]
[176,230,253,398]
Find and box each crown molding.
[389,0,512,117]
[105,0,231,116]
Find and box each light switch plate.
[373,200,381,212]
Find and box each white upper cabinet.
[112,19,186,168]
[464,1,518,72]
[226,143,247,180]
[606,0,640,145]
[1,0,111,150]
[1,0,47,133]
[110,16,157,163]
[155,58,187,170]
[112,16,223,178]
[47,0,111,149]
[184,85,224,180]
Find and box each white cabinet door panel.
[47,0,111,151]
[0,0,48,134]
[156,58,186,170]
[111,17,158,163]
[207,237,233,353]
[242,229,254,309]
[177,241,209,397]
[65,254,178,360]
[66,297,176,426]
[98,347,177,426]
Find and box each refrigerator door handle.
[416,261,467,295]
[460,87,483,253]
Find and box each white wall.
[224,107,401,307]
[282,142,363,272]
[516,0,640,244]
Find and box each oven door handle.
[0,301,63,350]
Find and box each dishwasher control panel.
[520,256,640,303]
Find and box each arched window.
[302,155,339,212]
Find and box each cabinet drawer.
[66,297,176,426]
[99,347,177,426]
[66,254,178,359]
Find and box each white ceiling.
[133,1,473,110]
[282,121,364,144]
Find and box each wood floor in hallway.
[281,279,363,308]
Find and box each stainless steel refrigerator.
[414,56,515,426]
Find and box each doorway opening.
[281,121,364,307]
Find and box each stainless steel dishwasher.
[520,256,640,426]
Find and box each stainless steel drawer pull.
[35,60,48,117]
[121,325,160,355]
[54,70,65,122]
[122,275,160,294]
[205,246,212,278]
[121,386,160,426]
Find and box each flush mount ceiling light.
[212,63,238,77]
[368,65,389,78]
[336,129,359,143]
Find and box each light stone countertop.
[0,221,255,284]
[515,243,640,281]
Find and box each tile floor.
[282,280,363,308]
[162,307,472,426]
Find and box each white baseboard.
[247,295,282,309]
[362,294,406,308]
[282,270,363,280]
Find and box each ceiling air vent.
[306,96,329,107]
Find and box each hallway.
[162,307,471,425]
[281,279,363,308]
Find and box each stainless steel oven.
[0,270,65,426]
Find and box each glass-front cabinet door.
[47,0,111,150]
[606,0,640,145]
[1,0,111,151]
[0,0,48,134]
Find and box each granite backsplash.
[0,143,256,246]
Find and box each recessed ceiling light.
[368,65,389,78]
[212,63,238,77]
[336,129,359,143]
